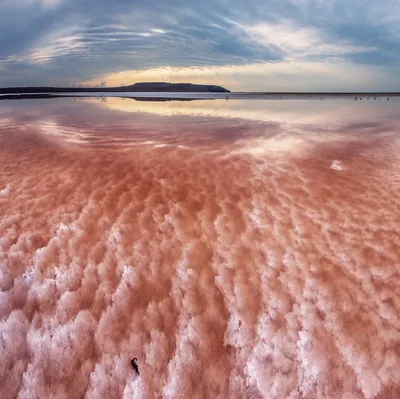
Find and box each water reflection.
[1,98,400,398]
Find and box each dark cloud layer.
[0,0,399,87]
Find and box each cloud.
[0,0,399,88]
[151,28,166,34]
[8,0,63,8]
[7,36,85,65]
[3,26,86,65]
[242,21,376,60]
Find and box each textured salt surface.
[1,99,400,398]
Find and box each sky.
[0,0,400,91]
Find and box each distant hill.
[0,82,230,94]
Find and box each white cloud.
[10,0,63,8]
[243,21,376,60]
[151,28,166,34]
[1,23,165,68]
[4,30,85,65]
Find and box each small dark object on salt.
[131,358,140,375]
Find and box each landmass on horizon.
[0,82,230,94]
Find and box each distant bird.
[131,358,140,376]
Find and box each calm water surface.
[1,98,400,398]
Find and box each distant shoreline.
[2,82,400,98]
[0,82,230,94]
[1,92,400,102]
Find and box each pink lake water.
[1,97,400,398]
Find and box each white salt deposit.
[330,160,344,170]
[0,184,11,196]
[1,99,400,398]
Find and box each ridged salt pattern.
[1,99,400,398]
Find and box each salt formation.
[1,100,400,398]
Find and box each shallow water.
[1,98,400,398]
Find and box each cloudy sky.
[0,0,399,91]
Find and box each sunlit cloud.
[84,60,396,92]
[151,28,166,34]
[243,22,376,60]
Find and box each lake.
[1,97,400,398]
